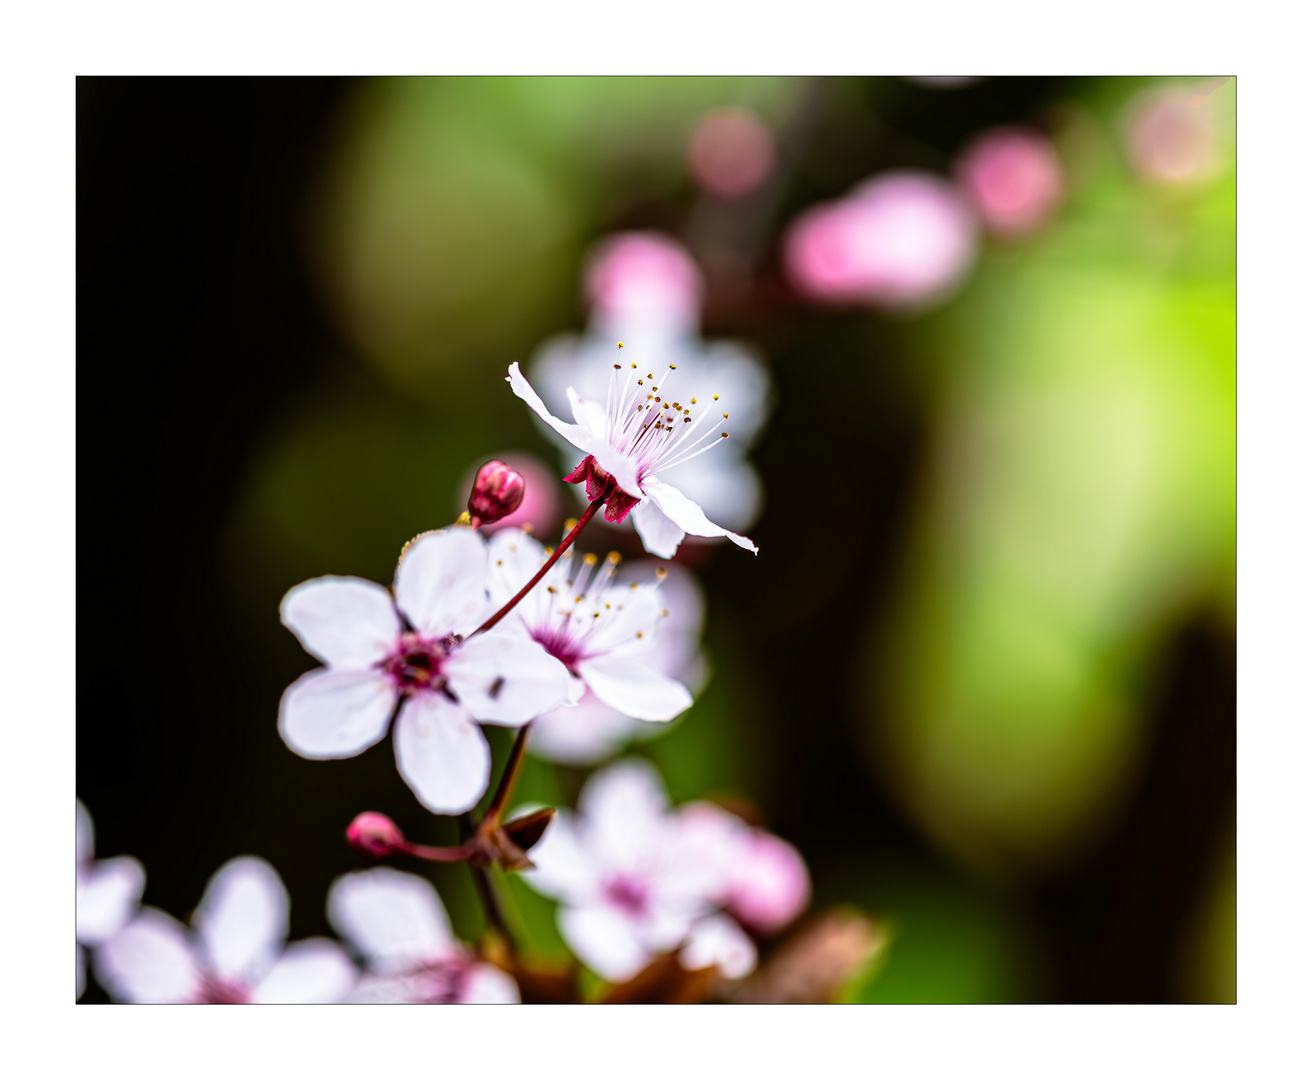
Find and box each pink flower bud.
[726,830,812,935]
[467,460,526,529]
[347,812,406,858]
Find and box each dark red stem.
[472,496,605,635]
[483,723,533,827]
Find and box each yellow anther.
[496,559,503,566]
[661,609,669,617]
[583,552,598,566]
[618,342,625,348]
[455,511,472,526]
[521,522,534,534]
[593,612,601,619]
[723,412,729,419]
[638,379,644,385]
[721,432,729,438]
[547,585,556,594]
[631,362,637,368]
[563,519,578,531]
[630,583,640,590]
[605,603,611,609]
[575,595,584,603]
[670,363,677,369]
[655,567,668,580]
[691,397,697,404]
[713,394,719,400]
[545,547,555,557]
[636,631,644,639]
[647,373,654,379]
[613,363,621,369]
[606,551,621,564]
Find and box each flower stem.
[471,495,606,635]
[459,812,516,957]
[483,723,532,827]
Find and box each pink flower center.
[382,631,453,694]
[603,874,651,917]
[412,956,474,1004]
[194,975,250,1004]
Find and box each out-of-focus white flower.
[785,170,979,312]
[526,559,709,765]
[507,360,758,560]
[528,233,773,537]
[278,527,571,814]
[486,530,693,732]
[957,126,1064,237]
[1122,83,1222,189]
[521,759,725,983]
[76,800,145,999]
[94,857,356,1004]
[327,867,519,1003]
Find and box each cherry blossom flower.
[522,759,743,983]
[327,867,519,1003]
[507,360,758,560]
[486,529,694,731]
[76,800,145,999]
[957,126,1064,237]
[524,559,710,765]
[94,856,356,1004]
[278,526,572,814]
[675,800,811,935]
[529,233,773,536]
[785,170,979,312]
[1122,83,1223,189]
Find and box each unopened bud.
[468,461,526,528]
[503,807,556,854]
[346,812,406,858]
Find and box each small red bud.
[468,461,527,529]
[346,812,406,858]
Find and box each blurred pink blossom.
[585,232,703,337]
[677,801,811,935]
[1123,84,1221,188]
[957,126,1064,236]
[686,107,776,197]
[785,170,979,311]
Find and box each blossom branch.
[459,812,517,957]
[472,495,606,635]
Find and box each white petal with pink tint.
[393,528,491,638]
[328,867,454,974]
[278,667,396,759]
[559,901,650,983]
[280,577,401,668]
[630,498,687,559]
[578,758,672,869]
[251,938,357,1003]
[729,831,812,934]
[520,811,600,904]
[445,626,570,725]
[77,855,146,944]
[460,964,522,1004]
[194,856,289,985]
[643,480,758,553]
[577,654,693,722]
[393,695,491,814]
[94,909,202,1003]
[680,913,758,979]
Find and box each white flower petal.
[578,758,673,870]
[558,901,653,984]
[643,479,758,554]
[194,856,289,985]
[520,810,600,904]
[507,361,596,454]
[94,909,202,1003]
[529,693,644,765]
[393,695,491,814]
[251,939,357,1003]
[460,963,522,1003]
[446,628,570,725]
[577,655,693,722]
[630,497,687,559]
[278,668,397,759]
[393,528,491,638]
[567,386,609,439]
[280,577,401,668]
[328,867,454,974]
[680,914,758,979]
[76,800,93,864]
[77,855,146,944]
